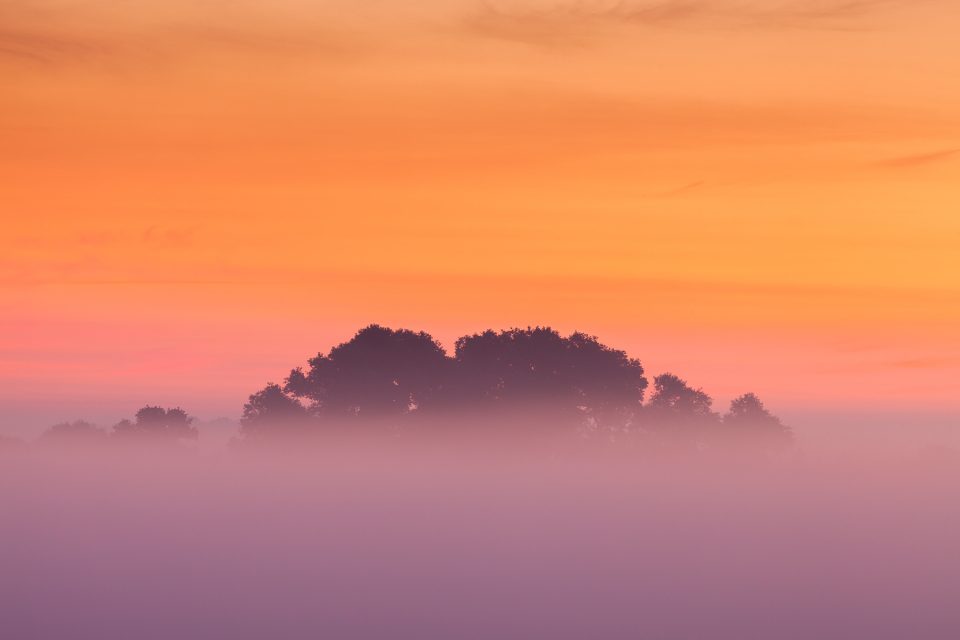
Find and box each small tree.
[643,373,720,447]
[722,393,792,449]
[113,406,198,442]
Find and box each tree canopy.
[722,393,793,448]
[241,383,310,437]
[237,324,789,450]
[285,325,451,418]
[24,325,793,454]
[452,327,647,430]
[113,406,198,442]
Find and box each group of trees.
[21,324,792,453]
[241,325,792,450]
[39,406,197,447]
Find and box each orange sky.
[2,0,959,432]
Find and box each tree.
[565,331,648,431]
[241,384,310,438]
[453,327,647,432]
[285,325,451,419]
[113,406,198,442]
[722,393,792,449]
[643,373,720,447]
[647,374,715,415]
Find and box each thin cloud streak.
[0,0,931,64]
[891,355,960,370]
[821,355,960,373]
[0,28,115,64]
[460,0,914,47]
[876,148,959,168]
[0,12,369,68]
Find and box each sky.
[2,0,959,435]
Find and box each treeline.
[36,406,198,447]
[22,324,792,452]
[241,325,792,450]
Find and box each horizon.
[4,321,958,456]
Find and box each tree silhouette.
[722,393,793,449]
[453,327,647,432]
[241,384,310,437]
[644,373,720,447]
[3,324,796,456]
[113,406,198,442]
[285,325,451,419]
[238,324,792,452]
[565,331,648,431]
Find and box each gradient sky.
[2,0,959,434]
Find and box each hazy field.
[3,437,959,639]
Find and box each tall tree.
[453,327,647,432]
[285,325,451,419]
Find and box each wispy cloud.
[820,354,960,373]
[0,27,114,64]
[461,0,911,46]
[889,355,960,370]
[0,5,368,68]
[876,148,959,168]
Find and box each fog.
[2,430,959,639]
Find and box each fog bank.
[2,441,959,639]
